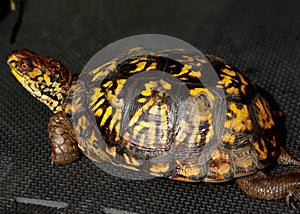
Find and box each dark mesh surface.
[0,0,300,213]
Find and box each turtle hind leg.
[236,147,300,209]
[48,112,80,165]
[278,147,300,209]
[236,170,300,200]
[277,147,300,166]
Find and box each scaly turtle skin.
[7,49,300,208]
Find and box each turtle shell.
[67,48,280,182]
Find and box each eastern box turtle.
[7,44,300,208]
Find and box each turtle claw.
[286,186,300,210]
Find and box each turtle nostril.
[7,59,17,64]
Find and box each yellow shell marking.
[141,81,157,97]
[226,87,239,95]
[188,71,201,78]
[123,153,140,167]
[91,88,104,108]
[222,68,236,76]
[92,96,105,112]
[234,148,253,170]
[225,103,253,132]
[105,79,126,105]
[129,61,147,74]
[255,98,274,129]
[128,98,155,127]
[145,62,158,71]
[90,128,99,143]
[174,123,187,146]
[237,73,248,86]
[160,103,168,122]
[138,98,146,103]
[189,87,205,96]
[138,133,146,148]
[100,106,112,126]
[103,80,113,88]
[159,79,172,90]
[180,55,194,62]
[122,132,130,142]
[236,73,248,94]
[128,47,144,53]
[91,60,117,82]
[210,149,231,178]
[190,88,203,96]
[196,57,208,64]
[132,123,145,140]
[105,146,117,159]
[218,74,232,87]
[128,56,148,64]
[188,118,201,148]
[172,64,191,77]
[71,96,82,113]
[114,122,121,141]
[149,163,170,173]
[109,108,122,132]
[77,115,89,130]
[159,104,169,148]
[189,88,215,104]
[255,139,268,160]
[175,160,201,179]
[148,121,157,143]
[149,105,159,115]
[223,133,235,144]
[95,107,103,118]
[205,120,214,144]
[118,164,139,171]
[160,129,168,149]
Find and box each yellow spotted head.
[7,49,74,113]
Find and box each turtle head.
[7,49,74,113]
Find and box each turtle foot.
[286,186,300,210]
[48,112,80,165]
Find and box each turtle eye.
[21,62,29,70]
[19,60,32,72]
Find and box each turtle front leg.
[48,112,80,165]
[236,147,300,209]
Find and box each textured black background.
[0,0,300,213]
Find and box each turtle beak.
[7,54,18,67]
[7,54,23,83]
